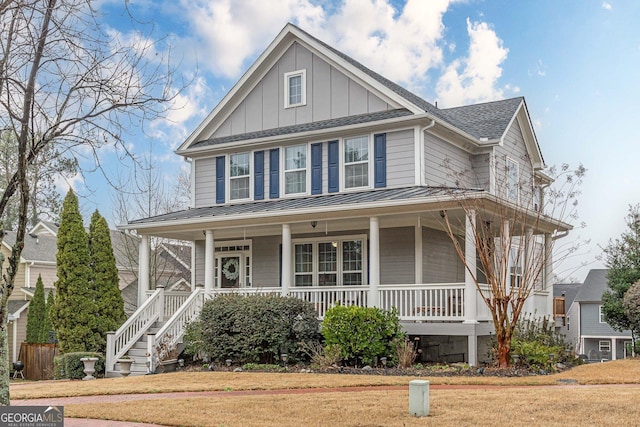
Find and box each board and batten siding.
[580,303,632,337]
[194,157,216,208]
[423,132,477,188]
[422,227,464,283]
[386,129,415,188]
[493,118,535,204]
[380,227,415,284]
[212,42,392,139]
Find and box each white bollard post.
[409,380,430,417]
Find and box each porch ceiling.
[118,185,571,241]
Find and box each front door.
[220,256,241,288]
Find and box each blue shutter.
[254,151,264,200]
[215,156,225,204]
[374,133,386,188]
[311,143,322,195]
[328,140,339,193]
[269,148,279,199]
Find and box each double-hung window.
[344,136,369,189]
[506,158,519,202]
[509,247,523,287]
[229,153,250,200]
[294,243,313,286]
[284,70,306,108]
[284,144,307,195]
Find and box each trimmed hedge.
[54,352,105,379]
[184,294,321,365]
[322,304,404,366]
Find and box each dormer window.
[229,153,250,200]
[284,70,306,108]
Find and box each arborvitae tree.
[25,275,46,344]
[89,210,125,354]
[50,190,98,353]
[42,291,55,344]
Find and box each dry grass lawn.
[11,359,640,426]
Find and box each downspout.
[417,120,436,186]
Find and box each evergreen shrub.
[184,294,321,365]
[53,352,105,379]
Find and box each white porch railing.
[379,284,465,321]
[106,288,163,372]
[147,288,205,373]
[288,286,368,318]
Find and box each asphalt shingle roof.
[129,186,480,225]
[3,231,57,263]
[554,282,582,308]
[8,300,29,317]
[574,269,609,302]
[191,109,413,148]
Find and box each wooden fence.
[18,343,58,381]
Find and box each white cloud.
[602,2,612,10]
[435,18,509,107]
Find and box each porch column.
[414,218,423,284]
[282,224,292,296]
[464,211,478,324]
[544,233,554,315]
[524,227,534,316]
[138,234,150,306]
[369,216,380,308]
[204,229,215,295]
[612,338,617,360]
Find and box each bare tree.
[441,156,584,368]
[0,0,180,404]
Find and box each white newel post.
[204,229,215,295]
[282,224,292,296]
[369,217,380,308]
[138,234,150,306]
[156,282,165,322]
[544,233,554,315]
[464,211,478,366]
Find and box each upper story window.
[599,305,606,323]
[509,246,523,288]
[344,135,369,189]
[506,158,519,202]
[284,144,307,195]
[229,153,250,200]
[284,70,306,108]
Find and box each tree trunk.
[496,335,511,368]
[0,305,9,406]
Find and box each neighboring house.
[112,23,570,375]
[1,220,190,364]
[553,281,582,351]
[560,269,633,361]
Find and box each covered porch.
[121,187,563,367]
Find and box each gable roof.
[29,220,59,236]
[176,23,544,170]
[8,300,30,319]
[574,269,609,303]
[554,282,582,309]
[2,231,58,263]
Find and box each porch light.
[311,221,317,228]
[331,241,338,248]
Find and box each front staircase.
[106,286,204,377]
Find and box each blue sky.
[80,0,640,282]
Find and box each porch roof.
[126,186,476,227]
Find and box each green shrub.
[511,314,578,370]
[184,294,321,365]
[322,305,404,366]
[53,352,105,379]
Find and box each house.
[560,269,633,360]
[1,220,191,364]
[110,23,570,376]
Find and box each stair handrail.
[106,288,163,372]
[147,288,205,373]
